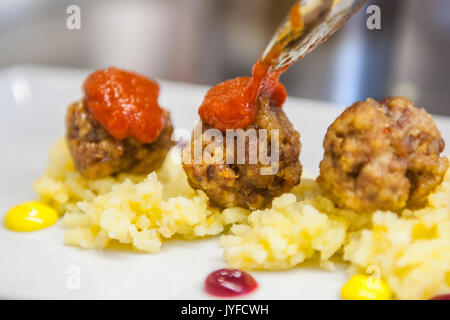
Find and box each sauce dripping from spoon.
[198,3,304,131]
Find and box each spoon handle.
[262,0,367,71]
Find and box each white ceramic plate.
[0,65,449,299]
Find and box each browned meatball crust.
[66,100,173,179]
[183,97,302,210]
[318,97,448,212]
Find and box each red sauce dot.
[198,77,257,131]
[204,268,258,298]
[430,294,450,300]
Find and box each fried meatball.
[318,97,448,212]
[66,100,173,179]
[183,97,302,210]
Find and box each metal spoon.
[261,0,367,71]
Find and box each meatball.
[66,100,173,179]
[318,97,448,212]
[183,97,302,210]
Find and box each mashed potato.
[343,167,450,300]
[220,179,370,271]
[34,139,248,253]
[34,140,450,299]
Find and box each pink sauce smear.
[204,268,258,298]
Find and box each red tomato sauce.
[83,67,167,143]
[198,60,287,132]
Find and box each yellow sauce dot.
[341,274,392,300]
[4,201,58,232]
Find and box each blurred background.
[0,0,449,115]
